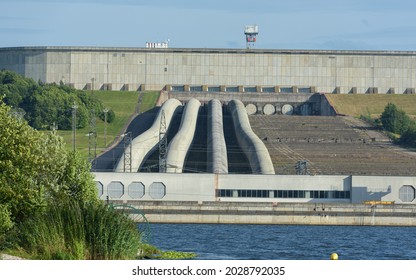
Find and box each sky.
[1,0,416,51]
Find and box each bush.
[399,126,416,147]
[0,204,14,242]
[0,99,98,223]
[15,201,142,260]
[380,103,413,134]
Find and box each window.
[190,86,203,92]
[280,87,292,93]
[226,86,239,92]
[149,182,166,199]
[128,182,145,199]
[244,87,256,92]
[171,85,184,92]
[218,189,233,197]
[262,87,275,93]
[298,87,311,93]
[217,189,349,200]
[399,185,415,202]
[208,86,220,92]
[108,181,124,198]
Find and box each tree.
[399,126,416,147]
[380,103,412,134]
[0,99,98,224]
[0,70,114,131]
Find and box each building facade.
[1,46,416,94]
[93,172,416,205]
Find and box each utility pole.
[103,108,108,147]
[89,109,97,170]
[158,110,167,173]
[71,102,78,151]
[91,77,95,94]
[51,122,58,131]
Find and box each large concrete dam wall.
[2,47,416,94]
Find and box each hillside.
[325,94,416,118]
[56,91,159,159]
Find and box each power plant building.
[1,46,416,94]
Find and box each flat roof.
[1,46,416,56]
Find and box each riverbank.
[0,254,24,260]
[123,201,416,226]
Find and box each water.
[148,223,416,260]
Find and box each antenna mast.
[244,25,259,49]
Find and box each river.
[148,223,416,260]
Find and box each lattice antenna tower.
[159,109,167,173]
[123,132,132,172]
[245,25,259,49]
[295,160,309,175]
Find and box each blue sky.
[1,0,416,50]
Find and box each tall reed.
[15,201,142,260]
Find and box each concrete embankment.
[122,201,416,226]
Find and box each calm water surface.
[148,223,416,260]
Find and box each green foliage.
[0,204,14,241]
[379,103,416,148]
[14,201,142,260]
[98,108,115,123]
[137,244,197,260]
[0,99,98,223]
[0,98,149,260]
[399,126,416,147]
[380,103,412,134]
[0,70,114,130]
[159,251,197,260]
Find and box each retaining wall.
[125,201,416,226]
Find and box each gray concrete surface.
[2,47,416,94]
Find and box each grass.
[3,201,196,260]
[11,201,143,260]
[53,90,160,159]
[325,94,416,118]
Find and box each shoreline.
[121,201,416,227]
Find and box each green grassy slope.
[325,94,416,118]
[55,91,159,159]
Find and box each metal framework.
[158,110,167,173]
[244,25,259,49]
[123,132,132,172]
[296,160,309,175]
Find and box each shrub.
[380,103,412,134]
[15,201,142,260]
[0,204,14,245]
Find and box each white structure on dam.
[93,172,416,205]
[1,46,416,94]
